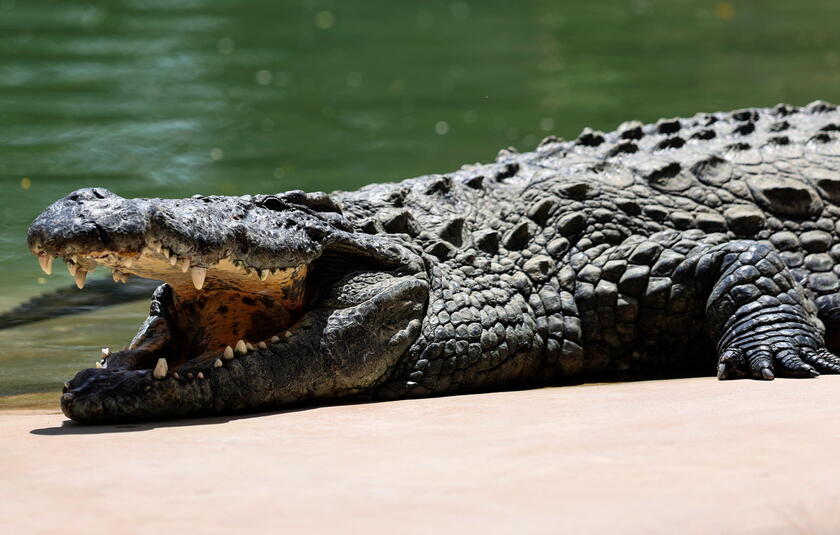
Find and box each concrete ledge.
[2,377,840,534]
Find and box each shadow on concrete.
[25,380,618,436]
[28,405,320,436]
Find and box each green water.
[2,0,840,404]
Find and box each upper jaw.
[28,187,427,287]
[27,187,352,278]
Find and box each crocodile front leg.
[572,230,840,380]
[701,240,840,379]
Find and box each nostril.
[66,187,116,203]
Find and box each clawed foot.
[718,344,840,380]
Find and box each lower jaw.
[62,315,302,423]
[61,367,213,422]
[62,279,312,422]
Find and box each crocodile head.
[28,188,428,422]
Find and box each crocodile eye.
[257,196,288,212]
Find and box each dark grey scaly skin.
[27,100,840,422]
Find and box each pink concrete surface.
[2,377,840,534]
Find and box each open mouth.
[27,188,429,421]
[40,243,312,374]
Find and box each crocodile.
[27,100,840,423]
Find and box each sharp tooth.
[197,372,205,380]
[71,254,79,263]
[161,247,170,258]
[153,358,168,379]
[270,335,280,343]
[63,381,70,390]
[246,342,255,351]
[169,255,178,266]
[38,254,53,275]
[191,266,206,290]
[74,269,87,289]
[284,331,292,338]
[180,258,190,272]
[95,361,103,368]
[257,341,267,349]
[173,372,180,380]
[235,340,247,355]
[67,261,78,276]
[259,269,268,281]
[112,270,122,282]
[223,346,234,360]
[213,358,223,368]
[101,347,110,359]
